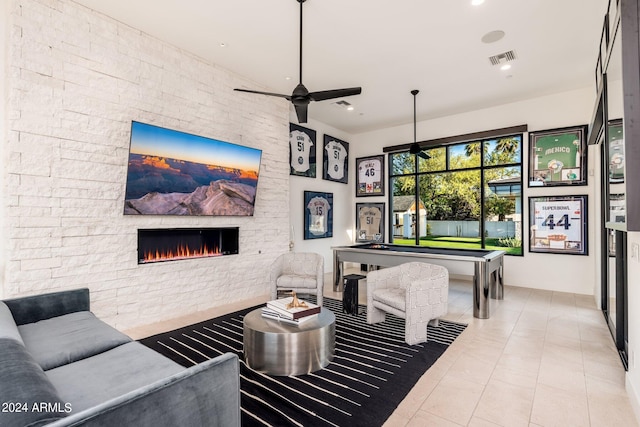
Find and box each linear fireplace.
[137,227,239,264]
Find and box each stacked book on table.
[261,296,321,326]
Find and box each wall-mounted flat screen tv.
[124,121,262,216]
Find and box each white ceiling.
[72,0,608,134]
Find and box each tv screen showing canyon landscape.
[124,121,262,216]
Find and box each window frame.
[387,132,524,256]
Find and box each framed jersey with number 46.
[355,155,385,197]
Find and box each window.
[389,134,523,255]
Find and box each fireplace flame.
[142,243,221,263]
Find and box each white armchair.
[270,252,324,306]
[367,262,448,345]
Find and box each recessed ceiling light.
[347,106,355,111]
[285,76,292,81]
[471,0,485,5]
[219,42,227,48]
[481,30,505,44]
[500,64,511,71]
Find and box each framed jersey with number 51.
[289,123,316,178]
[356,203,385,243]
[323,134,349,184]
[355,155,385,197]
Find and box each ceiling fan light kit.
[410,90,430,160]
[234,0,361,123]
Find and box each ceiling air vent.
[489,50,517,66]
[331,100,353,110]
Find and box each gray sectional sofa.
[0,288,241,427]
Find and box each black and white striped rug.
[139,298,466,427]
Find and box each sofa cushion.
[0,302,24,345]
[46,341,184,413]
[0,338,67,427]
[18,311,132,370]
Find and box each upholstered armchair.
[270,252,324,306]
[366,262,448,345]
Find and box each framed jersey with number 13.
[355,155,385,197]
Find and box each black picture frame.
[322,134,349,184]
[528,124,588,187]
[355,155,385,197]
[528,195,588,255]
[355,203,385,243]
[289,123,316,178]
[304,191,333,239]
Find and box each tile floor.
[125,271,639,427]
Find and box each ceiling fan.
[234,0,362,123]
[409,90,430,160]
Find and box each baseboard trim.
[626,373,640,425]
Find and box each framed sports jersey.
[323,135,349,184]
[528,125,587,187]
[355,155,385,197]
[289,123,316,178]
[355,203,385,243]
[304,191,333,239]
[529,195,588,255]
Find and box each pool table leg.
[333,252,344,292]
[473,261,490,319]
[490,257,504,300]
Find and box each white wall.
[2,0,291,329]
[627,231,640,417]
[350,87,598,295]
[289,117,354,273]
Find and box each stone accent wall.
[3,0,290,329]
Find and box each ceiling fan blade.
[309,87,362,102]
[234,0,362,123]
[294,104,308,123]
[234,88,291,100]
[418,150,431,160]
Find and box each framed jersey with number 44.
[355,155,385,197]
[529,195,588,255]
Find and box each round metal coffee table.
[243,308,335,376]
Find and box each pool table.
[332,243,505,319]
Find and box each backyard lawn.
[393,236,522,255]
